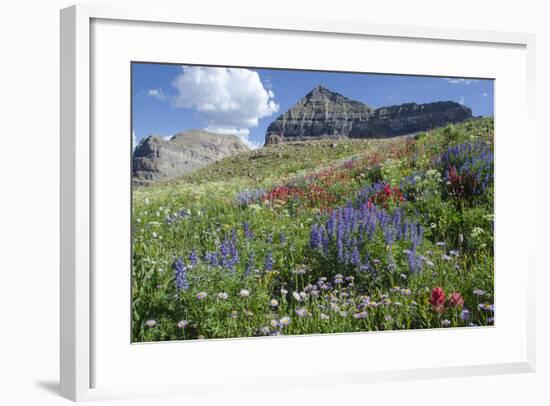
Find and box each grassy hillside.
[132,117,494,341]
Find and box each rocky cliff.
[133,129,249,185]
[265,86,472,145]
[265,86,373,144]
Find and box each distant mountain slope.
[145,117,493,194]
[133,129,249,185]
[265,86,472,145]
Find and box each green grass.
[152,138,403,189]
[132,117,494,342]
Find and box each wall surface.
[0,0,547,405]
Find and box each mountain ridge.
[133,129,249,185]
[265,86,472,145]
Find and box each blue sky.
[132,63,494,148]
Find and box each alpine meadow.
[131,65,494,342]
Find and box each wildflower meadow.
[132,118,495,342]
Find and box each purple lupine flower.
[310,194,428,273]
[351,246,361,266]
[244,251,255,278]
[177,208,191,218]
[327,211,337,237]
[229,240,239,266]
[264,251,274,272]
[437,141,493,198]
[219,239,230,267]
[336,218,345,262]
[204,251,218,268]
[218,237,239,273]
[359,262,371,273]
[310,224,322,250]
[173,257,189,291]
[188,249,198,267]
[410,224,423,249]
[407,249,421,273]
[242,222,254,240]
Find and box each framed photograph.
[60,4,536,401]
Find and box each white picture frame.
[60,3,536,402]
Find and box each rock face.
[133,129,249,185]
[265,86,373,144]
[265,86,472,145]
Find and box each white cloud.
[132,131,138,151]
[245,139,262,150]
[171,66,279,142]
[200,125,260,149]
[443,78,478,85]
[148,88,166,100]
[481,92,488,97]
[459,96,465,105]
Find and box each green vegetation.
[132,117,494,341]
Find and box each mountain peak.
[306,85,343,99]
[265,87,472,145]
[133,129,249,185]
[301,86,369,109]
[265,87,373,145]
[309,85,331,93]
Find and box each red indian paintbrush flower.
[429,287,446,312]
[449,292,465,307]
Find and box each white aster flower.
[144,319,157,328]
[279,316,291,327]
